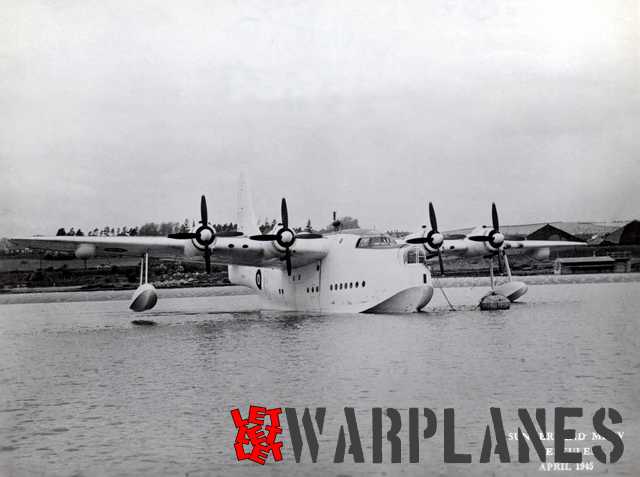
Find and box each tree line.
[55,215,360,237]
[55,220,238,237]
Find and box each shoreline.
[432,272,640,288]
[0,273,638,306]
[0,285,253,305]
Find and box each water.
[0,282,638,476]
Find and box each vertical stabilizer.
[236,172,260,235]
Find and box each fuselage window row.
[329,281,365,291]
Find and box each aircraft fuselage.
[228,233,434,313]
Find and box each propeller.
[406,202,445,275]
[167,195,242,273]
[468,202,509,275]
[249,198,322,275]
[468,202,505,251]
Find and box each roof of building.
[595,220,640,245]
[445,221,627,240]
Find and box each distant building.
[554,256,616,274]
[445,221,625,243]
[595,220,640,245]
[554,253,638,274]
[523,224,582,242]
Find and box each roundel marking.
[255,269,262,290]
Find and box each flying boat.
[9,184,584,313]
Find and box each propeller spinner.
[168,195,242,273]
[406,202,445,275]
[249,198,322,276]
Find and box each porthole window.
[330,284,333,291]
[344,283,347,289]
[362,281,366,287]
[349,282,353,288]
[242,244,248,248]
[355,282,359,288]
[339,283,343,290]
[306,288,309,293]
[228,244,234,248]
[315,286,319,292]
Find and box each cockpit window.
[355,235,398,249]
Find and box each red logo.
[231,405,284,465]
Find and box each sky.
[1,0,639,236]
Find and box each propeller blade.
[216,231,244,237]
[204,247,211,273]
[438,250,445,276]
[285,249,292,276]
[168,232,197,239]
[249,234,278,241]
[297,233,323,239]
[200,195,208,225]
[281,198,288,229]
[468,236,491,242]
[497,250,504,274]
[405,237,429,244]
[429,202,438,232]
[492,202,499,232]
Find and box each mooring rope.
[438,284,456,311]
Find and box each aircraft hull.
[363,285,434,313]
[228,237,435,314]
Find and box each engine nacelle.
[182,228,216,258]
[404,230,443,254]
[530,247,550,260]
[129,283,158,312]
[75,243,96,259]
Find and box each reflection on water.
[0,282,639,476]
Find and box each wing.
[440,239,469,256]
[208,236,329,269]
[416,237,584,262]
[9,235,330,270]
[8,236,185,258]
[504,239,585,250]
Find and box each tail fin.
[236,172,260,236]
